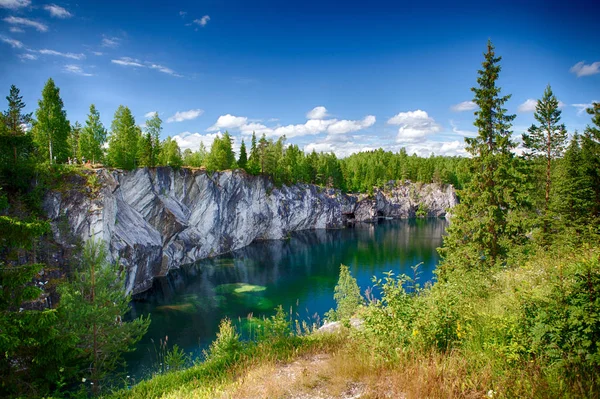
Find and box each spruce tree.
[32,78,70,164]
[0,85,35,188]
[522,84,567,234]
[238,139,248,170]
[247,132,260,175]
[442,40,520,268]
[582,102,600,218]
[67,122,81,160]
[145,113,162,167]
[80,104,107,164]
[106,106,139,170]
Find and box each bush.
[325,264,363,322]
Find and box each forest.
[0,40,599,398]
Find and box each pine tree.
[80,104,107,164]
[582,102,600,218]
[247,132,260,175]
[205,132,236,171]
[32,78,70,164]
[58,240,150,394]
[106,106,139,170]
[522,84,567,235]
[238,139,248,170]
[0,85,35,188]
[441,40,520,268]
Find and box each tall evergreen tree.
[247,132,260,175]
[32,78,70,164]
[522,84,567,232]
[106,106,139,170]
[79,104,107,164]
[205,132,236,172]
[0,85,35,188]
[582,102,600,219]
[3,85,32,165]
[442,40,520,268]
[238,139,248,170]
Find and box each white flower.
[82,378,86,382]
[487,390,497,398]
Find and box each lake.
[126,218,448,378]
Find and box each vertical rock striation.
[43,168,457,294]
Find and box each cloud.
[0,0,30,9]
[101,36,120,48]
[306,106,328,120]
[91,51,103,56]
[570,61,600,78]
[327,115,376,135]
[518,99,538,113]
[179,11,187,17]
[572,103,596,116]
[0,35,23,48]
[44,4,72,18]
[387,110,442,143]
[9,26,24,33]
[149,63,182,77]
[64,64,93,76]
[3,16,48,32]
[144,111,157,118]
[449,120,476,137]
[167,109,204,123]
[193,15,210,27]
[451,100,477,112]
[39,48,85,60]
[111,57,181,77]
[172,132,219,152]
[207,114,248,131]
[208,108,376,138]
[111,56,144,67]
[18,52,36,61]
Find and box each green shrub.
[325,264,363,322]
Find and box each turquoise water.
[127,218,447,377]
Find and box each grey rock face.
[43,168,457,295]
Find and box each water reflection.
[127,219,447,377]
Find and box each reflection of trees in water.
[127,219,448,378]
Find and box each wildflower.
[82,378,86,382]
[487,389,497,398]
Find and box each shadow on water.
[125,218,447,378]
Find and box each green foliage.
[58,240,150,394]
[203,318,242,364]
[441,40,525,269]
[32,78,71,164]
[106,105,140,170]
[204,131,236,172]
[138,113,162,167]
[158,136,183,169]
[79,104,107,164]
[326,264,363,322]
[237,139,248,170]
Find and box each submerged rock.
[43,168,457,295]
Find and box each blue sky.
[0,0,599,157]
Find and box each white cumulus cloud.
[207,114,249,131]
[144,111,157,118]
[517,99,538,113]
[172,132,219,152]
[3,16,48,32]
[0,0,30,9]
[451,100,477,112]
[44,4,72,18]
[306,106,328,120]
[167,109,204,123]
[388,110,442,143]
[570,61,600,78]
